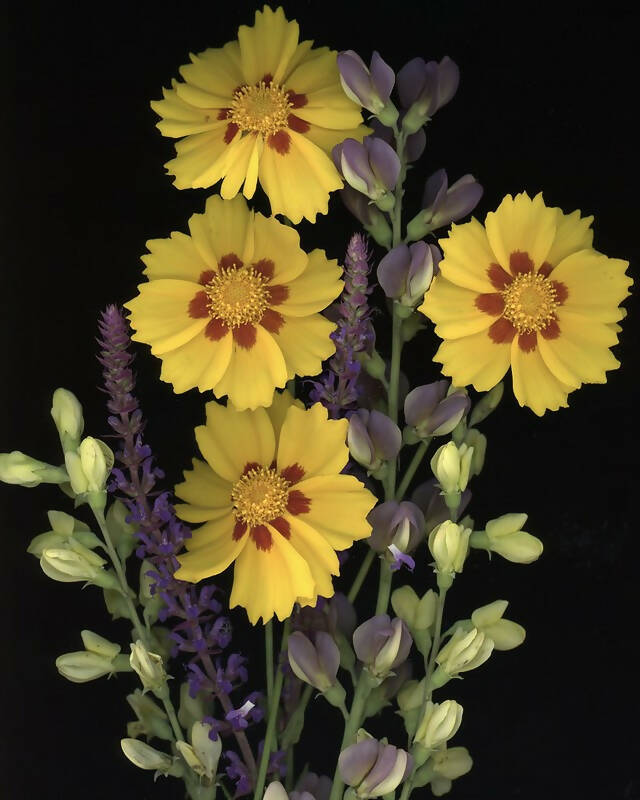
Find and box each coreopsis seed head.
[175,721,221,782]
[338,738,412,798]
[470,600,526,651]
[353,614,413,681]
[414,700,463,751]
[120,738,176,775]
[404,381,470,438]
[338,50,396,121]
[130,640,168,696]
[407,170,483,241]
[398,56,460,133]
[288,631,340,692]
[477,513,543,563]
[377,242,439,307]
[333,137,400,210]
[0,451,68,488]
[433,627,493,685]
[391,587,437,633]
[348,409,402,473]
[51,388,84,453]
[430,441,474,494]
[428,520,471,579]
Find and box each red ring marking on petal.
[286,90,308,109]
[219,253,243,270]
[268,130,291,154]
[280,464,305,484]
[233,324,257,349]
[287,489,311,515]
[217,108,230,120]
[541,318,561,340]
[224,122,239,144]
[251,525,272,551]
[518,331,538,352]
[475,293,505,316]
[551,280,569,305]
[270,516,291,539]
[205,318,230,341]
[267,284,289,305]
[189,291,209,319]
[260,308,284,334]
[487,263,513,290]
[233,520,248,540]
[199,269,216,285]
[242,462,261,477]
[288,114,310,133]
[509,251,535,276]
[488,317,517,344]
[252,259,275,281]
[538,261,553,277]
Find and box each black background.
[3,1,639,798]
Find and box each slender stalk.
[281,683,313,748]
[375,561,393,616]
[396,440,430,502]
[347,549,376,603]
[265,619,275,713]
[328,672,373,800]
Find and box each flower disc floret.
[205,265,270,328]
[501,272,558,334]
[229,81,293,137]
[231,466,290,528]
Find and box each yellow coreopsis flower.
[420,192,631,415]
[174,393,377,624]
[125,195,342,410]
[151,5,369,223]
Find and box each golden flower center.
[501,272,558,333]
[229,81,292,137]
[205,265,270,327]
[231,466,290,527]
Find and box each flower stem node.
[175,721,222,783]
[353,615,413,682]
[414,700,463,751]
[430,441,474,494]
[0,451,68,488]
[338,738,413,798]
[348,410,402,473]
[120,738,181,777]
[130,640,169,697]
[51,388,85,453]
[472,513,543,563]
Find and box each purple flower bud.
[397,56,460,118]
[339,739,413,798]
[353,615,413,678]
[412,478,471,532]
[420,169,484,231]
[338,50,395,115]
[369,117,426,163]
[292,773,332,800]
[377,242,437,306]
[367,501,425,554]
[333,138,400,203]
[348,410,402,471]
[404,381,471,438]
[287,631,340,692]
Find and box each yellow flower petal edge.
[151,6,369,223]
[420,192,632,416]
[174,395,377,624]
[124,195,343,410]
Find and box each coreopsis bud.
[51,388,84,452]
[175,721,221,781]
[0,451,68,488]
[414,700,463,755]
[120,738,176,775]
[396,678,426,738]
[405,382,470,439]
[471,600,526,651]
[341,187,393,249]
[406,170,483,241]
[472,513,543,564]
[130,640,168,696]
[430,441,474,495]
[339,738,412,798]
[127,689,173,741]
[288,631,340,693]
[432,627,493,687]
[333,138,400,211]
[348,409,401,474]
[469,383,504,426]
[397,56,460,133]
[428,521,471,581]
[353,615,412,681]
[337,50,397,122]
[463,429,486,477]
[377,242,439,307]
[391,587,436,633]
[27,509,102,557]
[40,544,119,590]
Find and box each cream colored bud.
[80,629,121,660]
[56,651,115,683]
[176,721,221,780]
[431,746,473,780]
[430,442,460,493]
[121,738,173,772]
[484,513,543,563]
[64,451,89,494]
[40,545,106,584]
[397,678,426,712]
[471,600,525,651]
[130,640,167,694]
[78,437,114,492]
[485,513,527,538]
[414,700,463,750]
[457,443,474,492]
[391,587,436,632]
[51,388,84,452]
[428,521,471,575]
[264,782,290,800]
[436,627,493,676]
[0,451,68,487]
[463,429,486,476]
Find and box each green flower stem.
[396,440,430,502]
[375,560,393,616]
[347,549,376,603]
[281,683,314,749]
[265,619,275,713]
[253,619,290,800]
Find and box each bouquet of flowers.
[2,5,633,800]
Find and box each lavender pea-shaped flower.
[398,56,460,133]
[337,50,397,124]
[333,138,400,211]
[407,169,483,241]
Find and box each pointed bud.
[414,700,463,750]
[56,651,118,683]
[265,782,290,800]
[333,138,400,209]
[127,689,173,741]
[463,429,486,476]
[81,629,121,660]
[378,242,439,307]
[434,627,493,682]
[78,436,114,493]
[469,383,504,426]
[51,388,84,452]
[428,521,471,576]
[288,631,340,692]
[120,738,174,773]
[130,640,168,695]
[353,615,413,680]
[398,56,460,133]
[471,600,526,651]
[0,451,68,487]
[405,383,470,438]
[338,50,395,116]
[478,513,543,563]
[348,410,401,472]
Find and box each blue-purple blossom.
[337,50,395,116]
[333,137,400,206]
[397,56,460,119]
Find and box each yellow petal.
[270,314,336,380]
[264,390,304,441]
[243,135,263,199]
[510,338,571,416]
[277,404,348,477]
[485,192,557,271]
[178,43,243,104]
[438,219,497,293]
[304,123,370,154]
[183,512,236,552]
[220,133,261,200]
[212,326,288,410]
[279,249,342,316]
[285,513,340,599]
[157,329,233,393]
[175,458,233,511]
[238,6,300,86]
[175,516,247,583]
[166,127,235,190]
[196,403,276,483]
[125,280,207,355]
[189,194,255,267]
[290,474,376,550]
[141,231,211,282]
[420,277,493,338]
[258,130,342,223]
[152,83,224,137]
[546,207,594,267]
[433,329,512,391]
[252,212,307,283]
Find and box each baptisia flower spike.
[420,192,632,415]
[332,138,400,210]
[173,391,376,624]
[337,50,396,122]
[126,195,343,409]
[338,737,413,798]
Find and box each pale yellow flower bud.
[51,388,84,452]
[80,629,121,660]
[264,782,290,800]
[79,437,114,492]
[56,651,116,683]
[414,700,463,750]
[428,521,471,575]
[40,545,118,590]
[431,746,473,780]
[130,640,168,695]
[463,429,486,477]
[176,721,221,781]
[482,513,543,563]
[0,451,68,487]
[121,738,174,772]
[430,442,460,493]
[471,600,526,651]
[435,627,493,677]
